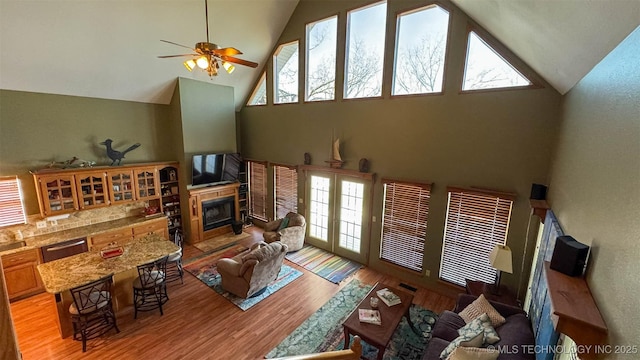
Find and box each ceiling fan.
[158,0,258,78]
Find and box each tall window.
[248,161,268,222]
[393,5,449,95]
[274,41,299,104]
[380,179,431,272]
[440,187,514,286]
[306,16,337,101]
[247,72,267,106]
[462,31,531,91]
[0,176,26,227]
[274,164,298,219]
[344,1,387,99]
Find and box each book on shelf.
[358,309,381,325]
[376,288,401,306]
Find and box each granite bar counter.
[0,214,167,257]
[37,233,179,338]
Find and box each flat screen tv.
[191,153,242,187]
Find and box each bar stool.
[69,273,119,352]
[166,230,184,284]
[133,255,169,318]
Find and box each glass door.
[305,171,370,264]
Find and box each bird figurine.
[100,139,141,166]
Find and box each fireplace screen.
[202,197,235,231]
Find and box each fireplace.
[202,197,235,231]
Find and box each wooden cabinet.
[88,228,133,251]
[159,165,182,237]
[36,174,79,216]
[1,248,43,300]
[88,217,169,251]
[132,217,168,240]
[134,167,160,201]
[106,169,135,205]
[75,171,109,210]
[32,162,180,218]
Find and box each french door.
[305,171,371,264]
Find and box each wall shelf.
[544,262,607,359]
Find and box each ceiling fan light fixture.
[223,61,235,74]
[196,56,209,69]
[184,59,196,71]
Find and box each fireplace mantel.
[187,182,240,244]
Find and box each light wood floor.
[9,227,455,360]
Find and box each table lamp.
[489,244,512,295]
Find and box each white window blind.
[0,176,26,227]
[248,161,268,222]
[380,179,431,272]
[440,187,514,286]
[274,164,298,219]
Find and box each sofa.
[263,212,306,252]
[217,241,288,298]
[423,294,535,360]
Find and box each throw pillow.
[459,294,506,328]
[439,328,484,359]
[446,346,500,360]
[277,217,290,231]
[458,313,500,345]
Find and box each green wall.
[0,79,236,218]
[238,0,562,295]
[0,90,174,215]
[548,27,640,356]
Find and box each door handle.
[46,240,86,251]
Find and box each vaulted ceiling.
[1,0,638,109]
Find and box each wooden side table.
[465,279,520,307]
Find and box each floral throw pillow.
[458,313,500,345]
[458,294,506,328]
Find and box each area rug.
[192,231,251,253]
[266,279,438,359]
[285,245,362,284]
[184,245,303,311]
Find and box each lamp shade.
[489,245,513,273]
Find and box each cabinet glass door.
[108,171,134,204]
[40,175,78,215]
[135,168,159,200]
[77,172,108,209]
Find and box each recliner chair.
[217,241,288,298]
[262,212,306,252]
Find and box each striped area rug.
[285,245,362,284]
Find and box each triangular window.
[247,72,267,106]
[463,31,531,91]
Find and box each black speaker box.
[550,235,589,276]
[530,183,547,200]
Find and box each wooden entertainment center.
[187,182,240,244]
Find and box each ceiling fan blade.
[213,47,243,56]
[160,40,195,50]
[158,54,199,58]
[220,56,258,68]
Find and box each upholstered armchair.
[263,212,306,252]
[217,241,288,298]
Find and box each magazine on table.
[376,288,401,306]
[358,309,381,325]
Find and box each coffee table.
[342,283,416,360]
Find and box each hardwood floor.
[10,226,455,359]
